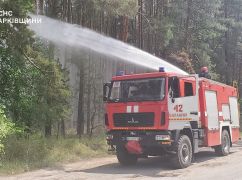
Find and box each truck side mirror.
[103,82,111,102]
[168,77,177,103]
[171,97,175,103]
[169,89,175,103]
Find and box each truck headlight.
[155,135,170,141]
[106,134,113,140]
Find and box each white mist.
[28,15,188,75]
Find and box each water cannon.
[116,71,125,76]
[159,67,165,72]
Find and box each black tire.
[171,135,193,169]
[116,145,138,166]
[214,130,230,156]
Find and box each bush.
[0,134,107,174]
[0,106,19,154]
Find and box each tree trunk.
[67,0,72,23]
[185,0,192,51]
[77,69,85,137]
[60,119,65,137]
[137,0,143,49]
[45,123,52,137]
[224,0,230,84]
[86,56,91,135]
[89,75,98,137]
[36,0,44,15]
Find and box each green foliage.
[169,0,226,73]
[150,17,174,49]
[0,106,19,154]
[0,0,71,133]
[94,0,138,17]
[0,135,107,174]
[20,47,71,132]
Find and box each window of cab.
[168,77,196,98]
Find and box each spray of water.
[28,15,188,75]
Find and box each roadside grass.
[0,134,108,175]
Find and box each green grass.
[0,134,108,175]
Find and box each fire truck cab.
[103,69,240,168]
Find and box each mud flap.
[193,131,199,153]
[125,140,143,154]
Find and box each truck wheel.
[116,145,138,166]
[171,135,193,169]
[214,130,230,156]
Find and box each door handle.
[190,111,198,115]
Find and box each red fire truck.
[103,68,240,168]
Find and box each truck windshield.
[109,77,165,102]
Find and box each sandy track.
[2,141,242,180]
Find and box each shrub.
[0,106,18,154]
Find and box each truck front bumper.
[106,130,174,155]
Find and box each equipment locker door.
[229,97,239,127]
[229,96,240,142]
[205,90,219,130]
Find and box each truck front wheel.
[116,145,138,166]
[171,135,193,169]
[214,130,230,156]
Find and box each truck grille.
[113,113,154,127]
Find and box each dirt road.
[2,141,242,180]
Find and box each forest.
[0,0,242,173]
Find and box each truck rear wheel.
[171,135,193,169]
[116,145,138,166]
[214,130,230,156]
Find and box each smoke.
[28,14,188,75]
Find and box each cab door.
[168,75,200,130]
